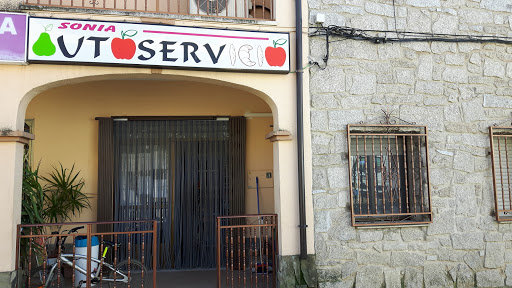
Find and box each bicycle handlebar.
[69,226,84,233]
[50,226,85,253]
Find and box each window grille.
[489,126,512,222]
[347,124,432,226]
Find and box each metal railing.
[490,126,512,222]
[347,124,432,226]
[23,0,274,20]
[216,214,278,288]
[16,220,157,288]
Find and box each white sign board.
[28,17,290,73]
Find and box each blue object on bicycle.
[75,236,99,247]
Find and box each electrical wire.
[310,25,512,44]
[308,26,330,70]
[291,62,314,73]
[308,25,512,67]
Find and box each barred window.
[347,125,432,226]
[489,126,512,222]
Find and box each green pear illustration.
[33,24,56,56]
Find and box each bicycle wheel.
[46,270,67,288]
[29,265,67,288]
[28,265,47,288]
[108,260,147,288]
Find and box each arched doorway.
[24,78,276,277]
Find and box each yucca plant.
[20,163,90,269]
[20,163,47,280]
[22,163,46,226]
[41,163,90,224]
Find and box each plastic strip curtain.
[113,119,242,269]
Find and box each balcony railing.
[216,214,278,288]
[23,0,274,20]
[16,220,157,288]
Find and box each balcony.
[23,0,274,20]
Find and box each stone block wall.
[308,0,512,287]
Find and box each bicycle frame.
[44,254,129,287]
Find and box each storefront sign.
[28,17,290,73]
[0,13,27,63]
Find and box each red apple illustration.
[111,30,137,60]
[265,39,287,67]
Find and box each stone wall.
[308,0,512,287]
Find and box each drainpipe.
[295,0,307,260]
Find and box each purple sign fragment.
[0,12,27,63]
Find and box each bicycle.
[29,226,148,288]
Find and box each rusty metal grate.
[216,214,277,288]
[489,126,512,222]
[23,0,274,20]
[347,125,432,226]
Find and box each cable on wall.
[309,25,512,68]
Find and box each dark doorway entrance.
[97,118,246,270]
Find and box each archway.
[24,77,277,284]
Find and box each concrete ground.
[152,270,217,287]
[153,269,275,287]
[30,268,275,287]
[28,269,217,288]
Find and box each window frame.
[347,124,433,227]
[489,126,512,222]
[24,119,35,168]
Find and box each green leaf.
[41,162,90,224]
[274,39,287,47]
[21,161,90,269]
[122,30,138,39]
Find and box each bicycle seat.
[103,241,121,247]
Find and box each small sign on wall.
[27,17,290,73]
[0,12,27,64]
[248,170,273,188]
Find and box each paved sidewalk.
[153,269,217,288]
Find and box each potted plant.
[41,163,90,224]
[20,162,91,283]
[19,164,46,276]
